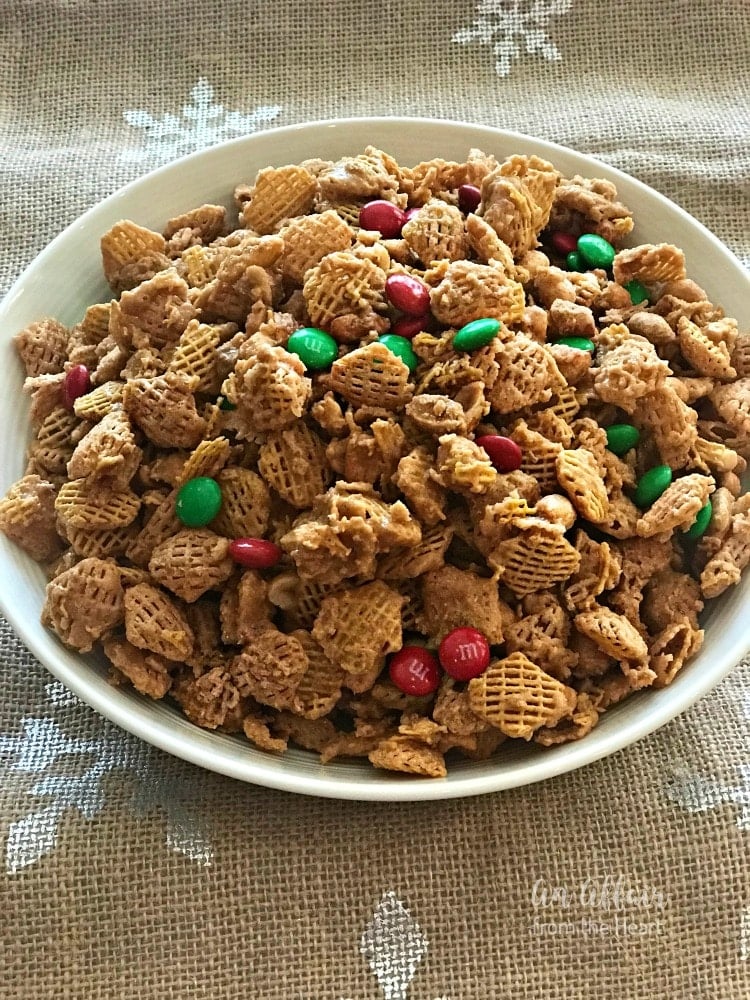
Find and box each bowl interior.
[1,117,749,800]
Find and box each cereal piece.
[27,406,79,476]
[677,316,736,380]
[710,377,750,439]
[642,568,703,634]
[318,146,401,204]
[312,581,403,677]
[148,529,233,603]
[700,509,750,598]
[67,408,142,489]
[594,334,670,412]
[402,199,467,264]
[464,213,515,268]
[42,557,124,652]
[392,447,447,526]
[480,156,558,256]
[434,433,497,493]
[241,164,317,234]
[473,334,566,415]
[73,380,124,422]
[419,564,512,644]
[231,625,308,709]
[55,477,140,529]
[310,392,348,437]
[368,735,447,778]
[109,270,195,353]
[175,437,232,489]
[563,531,621,612]
[636,381,698,469]
[14,318,69,377]
[649,620,704,688]
[377,523,454,581]
[329,341,413,410]
[303,250,387,331]
[103,635,172,699]
[613,243,686,285]
[291,630,346,719]
[126,488,180,567]
[555,448,609,523]
[467,652,576,740]
[505,592,577,681]
[124,582,194,661]
[123,371,207,449]
[211,466,270,538]
[163,204,226,249]
[574,607,649,663]
[100,220,167,290]
[491,524,581,596]
[167,319,224,392]
[549,299,596,340]
[535,692,599,746]
[0,474,63,562]
[548,175,634,244]
[278,209,354,283]
[258,424,330,508]
[327,417,407,490]
[242,711,288,754]
[172,666,241,730]
[635,473,714,538]
[219,570,273,644]
[510,421,563,493]
[223,340,312,435]
[429,260,525,327]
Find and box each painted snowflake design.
[0,681,213,873]
[341,891,449,1000]
[453,0,574,77]
[121,77,281,164]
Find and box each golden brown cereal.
[14,318,69,377]
[468,652,576,740]
[635,474,715,538]
[101,220,167,289]
[303,250,387,330]
[219,570,273,645]
[104,635,172,699]
[312,581,403,677]
[212,466,270,538]
[369,735,447,778]
[329,341,413,410]
[574,607,649,664]
[124,582,194,661]
[430,260,525,328]
[123,371,207,448]
[419,564,512,643]
[241,164,317,234]
[491,524,581,596]
[0,474,64,562]
[148,529,234,603]
[231,625,309,709]
[66,408,142,489]
[474,334,566,414]
[55,477,141,529]
[257,423,330,508]
[42,557,124,652]
[612,243,686,285]
[555,448,609,523]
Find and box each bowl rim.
[1,114,749,801]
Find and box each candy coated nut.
[550,231,578,256]
[577,233,616,270]
[229,537,283,569]
[287,327,338,370]
[175,477,222,527]
[625,279,650,305]
[358,200,406,238]
[566,251,583,271]
[391,313,430,339]
[385,273,431,316]
[633,465,673,509]
[475,434,523,473]
[555,336,595,353]
[458,184,482,214]
[683,501,713,540]
[453,317,501,351]
[438,627,491,681]
[605,423,640,456]
[61,365,91,410]
[388,646,441,696]
[378,334,419,373]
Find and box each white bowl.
[1,117,748,801]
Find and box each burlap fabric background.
[1,2,749,997]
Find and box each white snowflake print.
[453,0,574,77]
[0,681,214,873]
[121,77,281,164]
[341,891,450,1000]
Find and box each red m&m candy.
[458,184,482,214]
[385,273,431,316]
[229,537,282,569]
[358,200,406,238]
[388,646,441,696]
[61,364,91,410]
[438,627,490,681]
[550,231,578,256]
[391,314,430,339]
[475,435,523,473]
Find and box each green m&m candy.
[683,501,713,540]
[625,279,650,305]
[566,251,583,271]
[287,327,338,371]
[555,336,595,353]
[217,395,236,411]
[378,334,418,373]
[633,464,672,509]
[577,233,615,270]
[605,423,640,456]
[175,477,222,527]
[453,317,501,351]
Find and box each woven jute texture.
[1,1,749,997]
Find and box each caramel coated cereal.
[3,144,749,777]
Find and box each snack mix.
[3,145,750,779]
